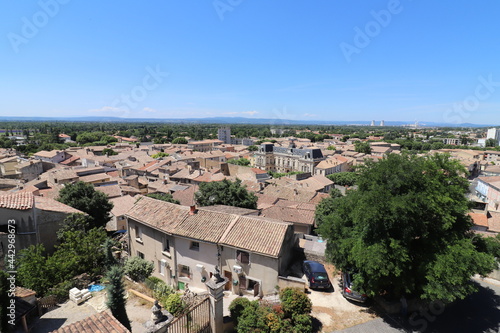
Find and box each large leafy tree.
[195,179,258,209]
[58,181,113,228]
[317,153,496,302]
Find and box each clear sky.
[1,1,500,125]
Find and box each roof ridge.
[218,215,240,244]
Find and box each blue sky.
[1,1,500,124]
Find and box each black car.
[303,260,331,290]
[341,271,367,303]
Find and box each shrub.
[165,293,187,316]
[48,280,75,303]
[279,287,312,318]
[123,256,154,282]
[145,276,163,290]
[228,297,251,325]
[292,314,313,333]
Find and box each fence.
[168,296,212,333]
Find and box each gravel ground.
[24,291,155,333]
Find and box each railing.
[168,296,212,333]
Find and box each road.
[335,277,500,333]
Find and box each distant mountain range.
[0,116,493,127]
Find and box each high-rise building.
[380,120,385,126]
[217,126,231,144]
[487,128,500,145]
[370,120,375,126]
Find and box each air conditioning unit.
[233,265,242,274]
[196,264,205,272]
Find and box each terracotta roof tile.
[35,197,84,214]
[260,206,315,226]
[173,209,238,243]
[126,196,189,233]
[219,216,292,258]
[50,311,130,333]
[0,192,34,210]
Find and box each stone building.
[254,143,325,173]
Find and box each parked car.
[303,260,331,290]
[341,271,368,303]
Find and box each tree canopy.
[195,179,258,209]
[57,181,113,228]
[317,153,496,302]
[354,141,372,154]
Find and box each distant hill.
[0,116,493,127]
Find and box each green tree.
[279,287,312,319]
[57,182,113,228]
[354,141,371,154]
[326,145,336,151]
[102,148,118,156]
[165,293,188,316]
[151,152,169,159]
[236,301,271,333]
[229,297,251,326]
[106,266,132,331]
[227,158,251,166]
[103,238,118,270]
[486,138,498,148]
[195,179,258,209]
[56,213,92,242]
[172,137,188,144]
[0,271,10,332]
[317,153,496,302]
[146,193,180,204]
[326,172,358,186]
[247,145,258,151]
[17,244,51,296]
[123,256,154,282]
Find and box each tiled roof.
[110,195,137,217]
[15,286,36,298]
[126,196,189,233]
[173,209,238,243]
[260,206,315,225]
[487,211,500,232]
[95,185,123,198]
[34,150,60,158]
[172,185,198,206]
[274,199,316,211]
[35,197,84,214]
[60,155,80,165]
[51,311,130,333]
[0,192,34,210]
[219,216,292,258]
[199,205,258,216]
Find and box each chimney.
[189,205,197,215]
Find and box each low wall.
[278,276,306,292]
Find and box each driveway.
[335,276,500,333]
[306,265,378,332]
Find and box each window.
[137,251,144,259]
[135,225,142,242]
[159,260,166,276]
[179,265,190,278]
[163,237,170,253]
[190,241,200,251]
[237,250,250,264]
